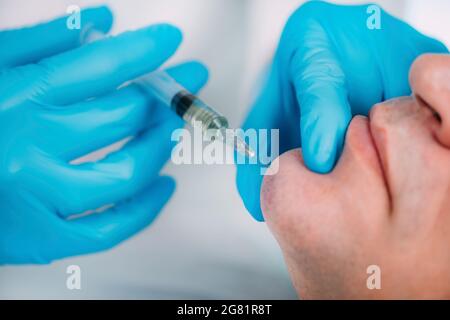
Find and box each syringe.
[82,28,255,158]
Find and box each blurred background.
[0,0,448,299]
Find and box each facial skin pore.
[261,54,450,299]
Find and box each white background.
[0,0,448,299]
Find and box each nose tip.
[410,54,450,148]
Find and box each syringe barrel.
[136,71,185,107]
[138,73,228,132]
[171,91,228,133]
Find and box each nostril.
[414,94,450,147]
[410,54,450,148]
[414,93,450,147]
[415,94,442,123]
[433,110,442,123]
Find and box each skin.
[261,54,450,299]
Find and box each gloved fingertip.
[242,195,265,222]
[129,176,176,217]
[82,6,114,33]
[236,165,265,222]
[185,60,210,85]
[304,149,336,174]
[301,104,350,174]
[253,209,265,222]
[137,176,176,216]
[146,23,183,49]
[434,40,449,54]
[154,175,177,197]
[167,60,209,93]
[302,130,340,174]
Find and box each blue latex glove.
[0,6,208,264]
[237,1,448,221]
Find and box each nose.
[410,54,450,147]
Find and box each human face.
[261,54,450,299]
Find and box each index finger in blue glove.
[36,61,208,161]
[0,6,113,70]
[36,24,182,105]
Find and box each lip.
[346,115,390,195]
[366,100,418,203]
[367,116,391,197]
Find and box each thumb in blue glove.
[237,1,448,221]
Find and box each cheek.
[261,150,324,217]
[261,150,338,247]
[261,118,390,250]
[260,148,381,253]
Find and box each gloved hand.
[0,6,208,264]
[236,1,448,221]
